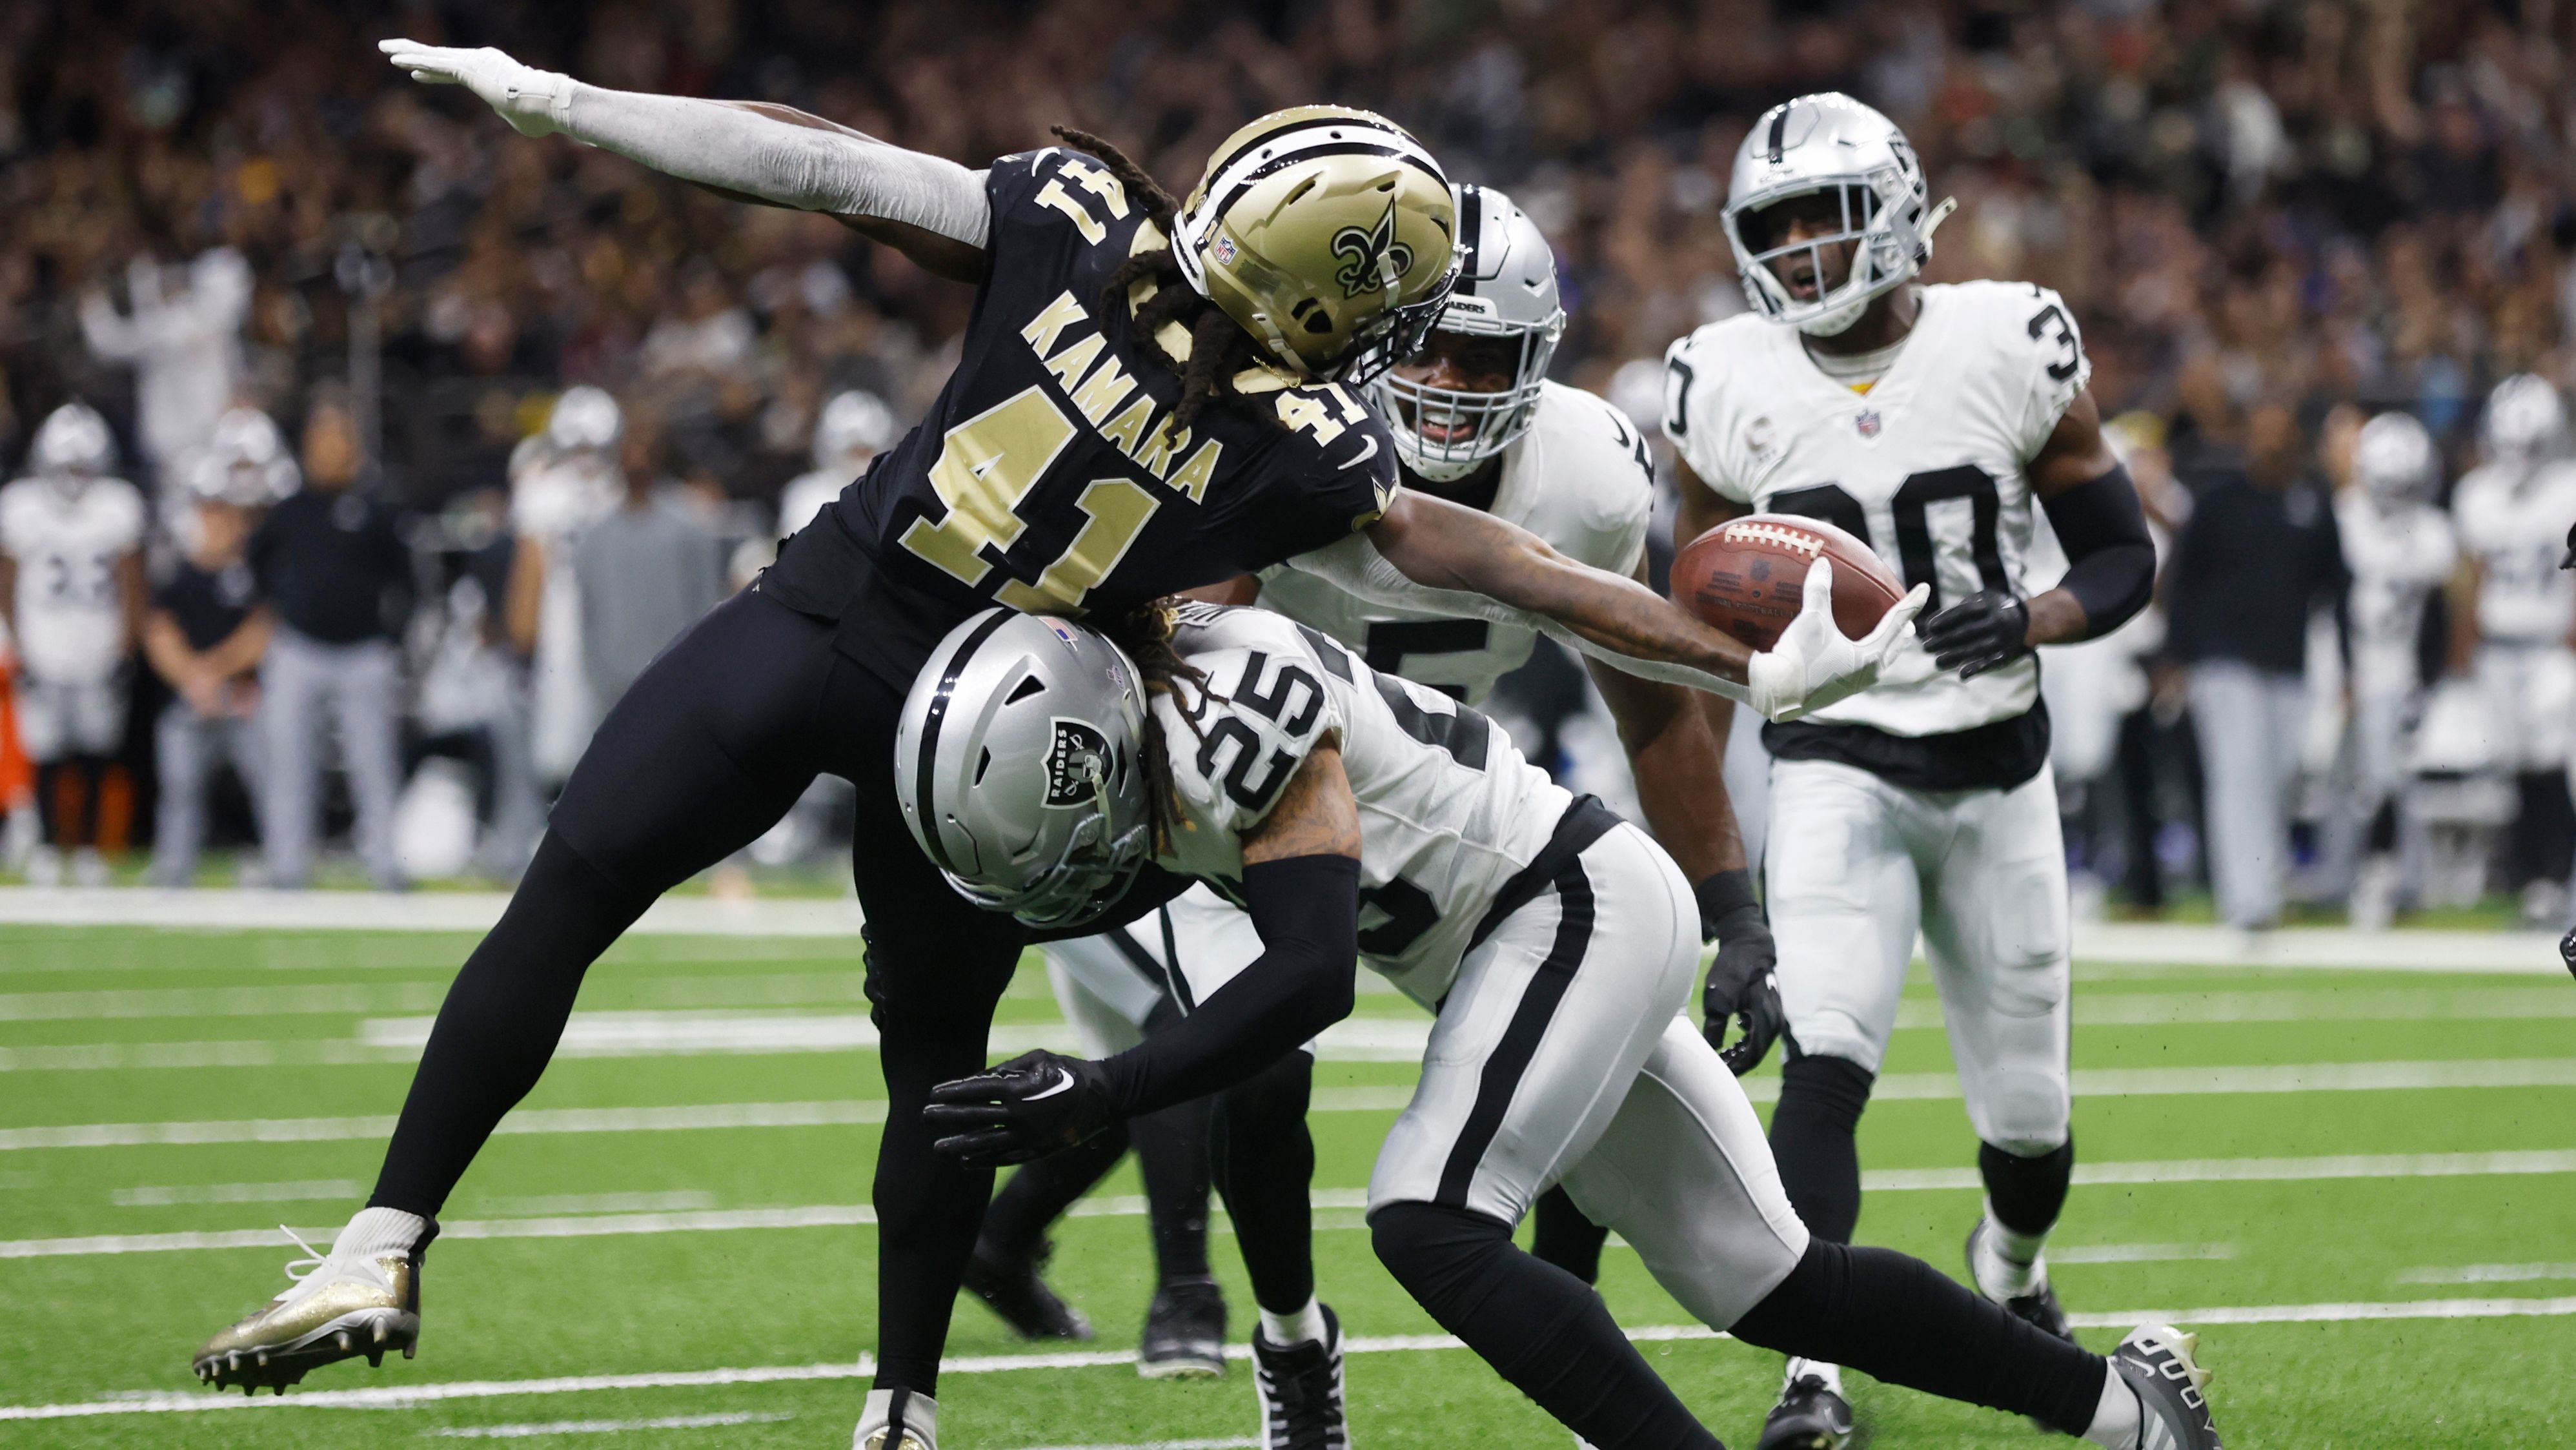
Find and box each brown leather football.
[1671,513,1907,652]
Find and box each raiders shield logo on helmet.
[1044,718,1115,808]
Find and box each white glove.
[378,39,574,138]
[1746,560,1929,723]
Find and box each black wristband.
[1694,868,1763,937]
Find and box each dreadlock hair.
[1100,595,1226,855]
[1050,125,1293,440]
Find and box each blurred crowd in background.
[1,0,2573,926]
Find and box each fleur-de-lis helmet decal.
[1331,196,1416,299]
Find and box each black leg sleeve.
[1531,1185,1610,1286]
[1130,1095,1214,1283]
[1729,1239,2109,1436]
[32,760,65,844]
[369,832,655,1215]
[978,1123,1131,1263]
[1372,1201,1720,1450]
[1768,1052,1876,1244]
[1211,1049,1315,1312]
[1979,1136,2074,1238]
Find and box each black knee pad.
[1776,1052,1876,1132]
[1769,1053,1876,1245]
[1978,1136,2074,1238]
[1370,1200,1512,1314]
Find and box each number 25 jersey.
[763,146,1400,689]
[1664,280,2089,740]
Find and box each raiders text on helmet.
[1372,184,1567,482]
[2482,373,2567,462]
[896,609,1151,929]
[1723,93,1951,337]
[1172,105,1459,385]
[2353,411,2438,503]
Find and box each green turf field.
[4,920,2573,1448]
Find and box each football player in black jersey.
[191,42,1920,1450]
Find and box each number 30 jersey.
[1151,603,1570,1008]
[1664,280,2089,746]
[762,146,1401,689]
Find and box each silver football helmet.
[896,609,1152,930]
[1723,93,1951,337]
[2353,411,2437,504]
[199,406,300,503]
[28,402,115,478]
[545,385,624,454]
[2481,374,2566,462]
[1372,183,1566,482]
[813,389,899,474]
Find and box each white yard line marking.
[8,1300,2575,1422]
[9,1150,2569,1261]
[1895,986,2576,1030]
[1009,1440,1257,1450]
[2047,1243,2238,1265]
[0,982,454,1021]
[2397,1262,2576,1284]
[2,888,2562,971]
[112,1179,365,1207]
[428,1411,795,1438]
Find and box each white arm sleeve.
[1283,533,1751,703]
[559,85,991,246]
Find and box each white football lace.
[270,1225,331,1302]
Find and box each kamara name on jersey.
[1018,289,1226,501]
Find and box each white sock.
[2079,1368,2144,1449]
[336,1207,429,1258]
[1975,1201,2047,1298]
[1260,1297,1329,1348]
[858,1389,938,1450]
[1784,1356,1844,1396]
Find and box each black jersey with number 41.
[761,146,1402,688]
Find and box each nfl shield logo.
[1213,234,1238,266]
[1855,409,1882,438]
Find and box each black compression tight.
[978,1122,1133,1263]
[370,833,654,1214]
[1729,1238,2108,1435]
[1211,1050,1316,1312]
[1530,1185,1610,1285]
[1372,1200,1719,1449]
[1768,1052,1875,1243]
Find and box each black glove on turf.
[1696,870,1784,1076]
[1921,589,2033,679]
[924,1050,1119,1166]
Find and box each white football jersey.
[1152,603,1570,1008]
[2453,460,2576,644]
[1255,382,1655,704]
[1664,280,2091,736]
[0,475,145,683]
[2337,495,2455,697]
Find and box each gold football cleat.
[192,1226,422,1394]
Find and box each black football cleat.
[1967,1218,2077,1342]
[1251,1302,1348,1450]
[1137,1274,1227,1378]
[1756,1372,1854,1450]
[2112,1324,2221,1449]
[960,1238,1093,1342]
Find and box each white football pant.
[1764,755,2073,1156]
[14,674,126,761]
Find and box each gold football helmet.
[1171,105,1459,385]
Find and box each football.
[1670,513,1907,651]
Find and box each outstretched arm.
[378,41,989,281]
[924,744,1362,1164]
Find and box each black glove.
[1920,589,2033,679]
[1696,871,1785,1076]
[923,1050,1119,1166]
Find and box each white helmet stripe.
[1175,121,1446,298]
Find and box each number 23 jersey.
[764,146,1399,689]
[1151,603,1569,1009]
[1663,280,2089,738]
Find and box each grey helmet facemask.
[1723,93,1952,338]
[1372,184,1567,483]
[2353,411,2438,504]
[895,609,1153,930]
